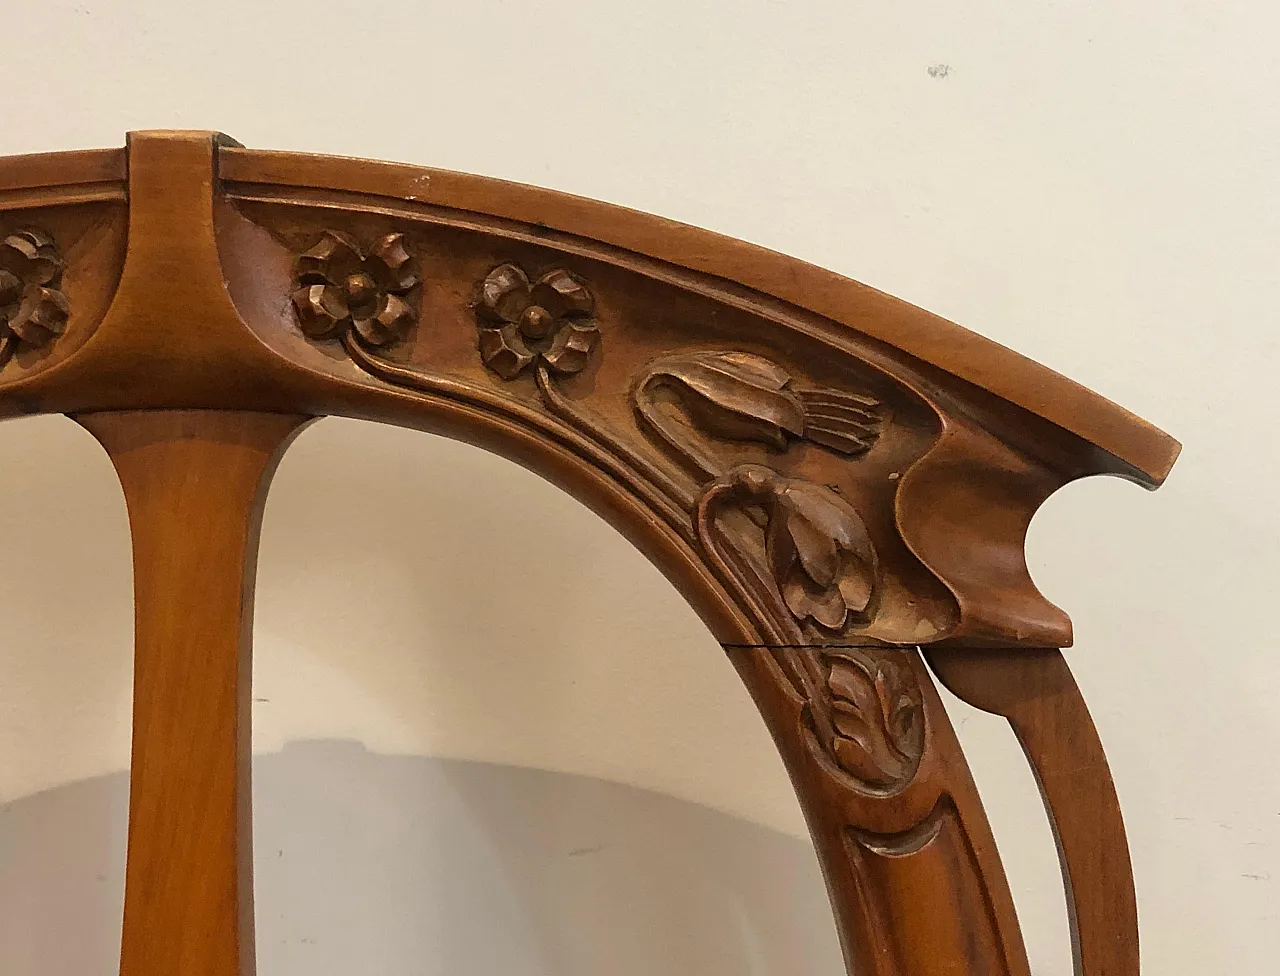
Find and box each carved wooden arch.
[0,131,1179,976]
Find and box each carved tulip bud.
[635,350,884,478]
[290,229,419,348]
[699,464,878,632]
[768,476,877,629]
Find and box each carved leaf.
[819,652,924,789]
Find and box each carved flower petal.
[1,229,63,285]
[291,283,351,340]
[478,324,535,379]
[353,293,416,348]
[542,321,600,375]
[295,230,363,286]
[781,481,875,564]
[764,507,798,584]
[837,558,875,615]
[9,286,71,346]
[785,509,841,588]
[531,269,593,319]
[367,233,419,294]
[0,269,21,308]
[478,264,531,324]
[783,577,848,630]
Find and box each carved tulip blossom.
[0,228,71,352]
[698,464,877,631]
[476,264,599,380]
[292,230,418,347]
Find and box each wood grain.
[75,410,309,976]
[926,647,1139,976]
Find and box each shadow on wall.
[0,739,842,976]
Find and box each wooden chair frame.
[0,130,1179,976]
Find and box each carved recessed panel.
[225,192,1078,653]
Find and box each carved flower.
[768,475,877,629]
[0,228,71,349]
[822,652,923,788]
[702,464,877,631]
[475,264,599,379]
[292,230,418,347]
[638,350,883,459]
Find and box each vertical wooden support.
[76,410,308,976]
[926,647,1139,976]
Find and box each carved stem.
[692,478,841,746]
[535,364,699,510]
[633,372,726,481]
[341,334,695,543]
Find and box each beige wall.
[1,2,1277,974]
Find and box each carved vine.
[638,351,923,792]
[0,228,71,368]
[287,248,924,793]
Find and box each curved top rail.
[0,137,1177,485]
[0,130,1179,649]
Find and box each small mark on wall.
[927,64,952,79]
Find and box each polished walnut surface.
[0,130,1178,976]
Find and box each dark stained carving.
[476,263,600,379]
[291,230,418,347]
[636,350,884,478]
[0,228,71,366]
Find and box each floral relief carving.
[475,264,600,379]
[817,650,923,789]
[282,246,923,794]
[633,350,921,792]
[0,228,71,365]
[636,350,884,478]
[696,463,878,631]
[638,350,886,634]
[291,230,418,347]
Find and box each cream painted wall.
[1,1,1277,973]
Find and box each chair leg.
[76,410,309,976]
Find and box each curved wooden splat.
[0,130,1178,976]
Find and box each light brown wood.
[0,130,1179,976]
[927,647,1138,976]
[75,410,309,976]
